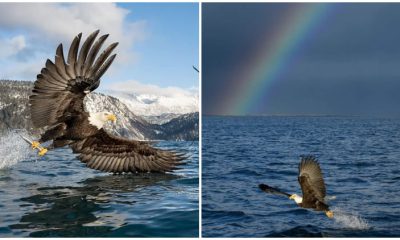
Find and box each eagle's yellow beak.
[289,195,295,200]
[107,114,117,123]
[326,210,334,218]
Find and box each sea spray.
[331,207,369,230]
[325,195,337,201]
[0,130,33,169]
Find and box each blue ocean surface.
[0,139,198,237]
[202,116,400,237]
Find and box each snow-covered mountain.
[85,93,199,140]
[84,93,153,140]
[142,113,182,124]
[0,80,33,132]
[103,81,198,117]
[0,80,198,140]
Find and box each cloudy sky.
[0,3,198,95]
[203,3,400,116]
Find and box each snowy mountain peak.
[103,80,198,116]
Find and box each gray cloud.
[203,3,400,116]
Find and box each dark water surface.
[0,140,198,237]
[202,116,400,237]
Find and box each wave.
[203,209,246,217]
[228,169,263,176]
[0,130,32,169]
[266,225,323,237]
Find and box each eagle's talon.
[326,210,334,218]
[38,148,48,156]
[32,141,40,150]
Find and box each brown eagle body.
[29,30,186,174]
[259,156,334,218]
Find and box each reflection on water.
[0,141,198,237]
[11,175,178,237]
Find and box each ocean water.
[0,133,198,237]
[202,116,400,237]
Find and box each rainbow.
[218,4,332,115]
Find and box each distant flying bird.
[259,156,334,218]
[28,30,186,173]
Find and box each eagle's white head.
[289,194,303,204]
[88,111,117,129]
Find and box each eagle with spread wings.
[259,156,334,218]
[28,30,186,174]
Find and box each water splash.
[331,207,369,230]
[326,195,337,201]
[0,130,33,169]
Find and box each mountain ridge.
[0,80,198,141]
[104,88,198,117]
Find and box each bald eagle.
[28,30,186,173]
[259,156,334,218]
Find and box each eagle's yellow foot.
[31,141,47,156]
[38,148,48,156]
[31,141,40,150]
[326,210,334,218]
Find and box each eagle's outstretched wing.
[298,156,327,205]
[29,30,118,128]
[71,129,187,173]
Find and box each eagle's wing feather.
[29,30,118,128]
[298,156,327,205]
[71,129,187,173]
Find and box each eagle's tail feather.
[259,183,292,198]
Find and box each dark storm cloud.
[203,3,400,116]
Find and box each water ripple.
[203,116,400,237]
[0,141,198,237]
